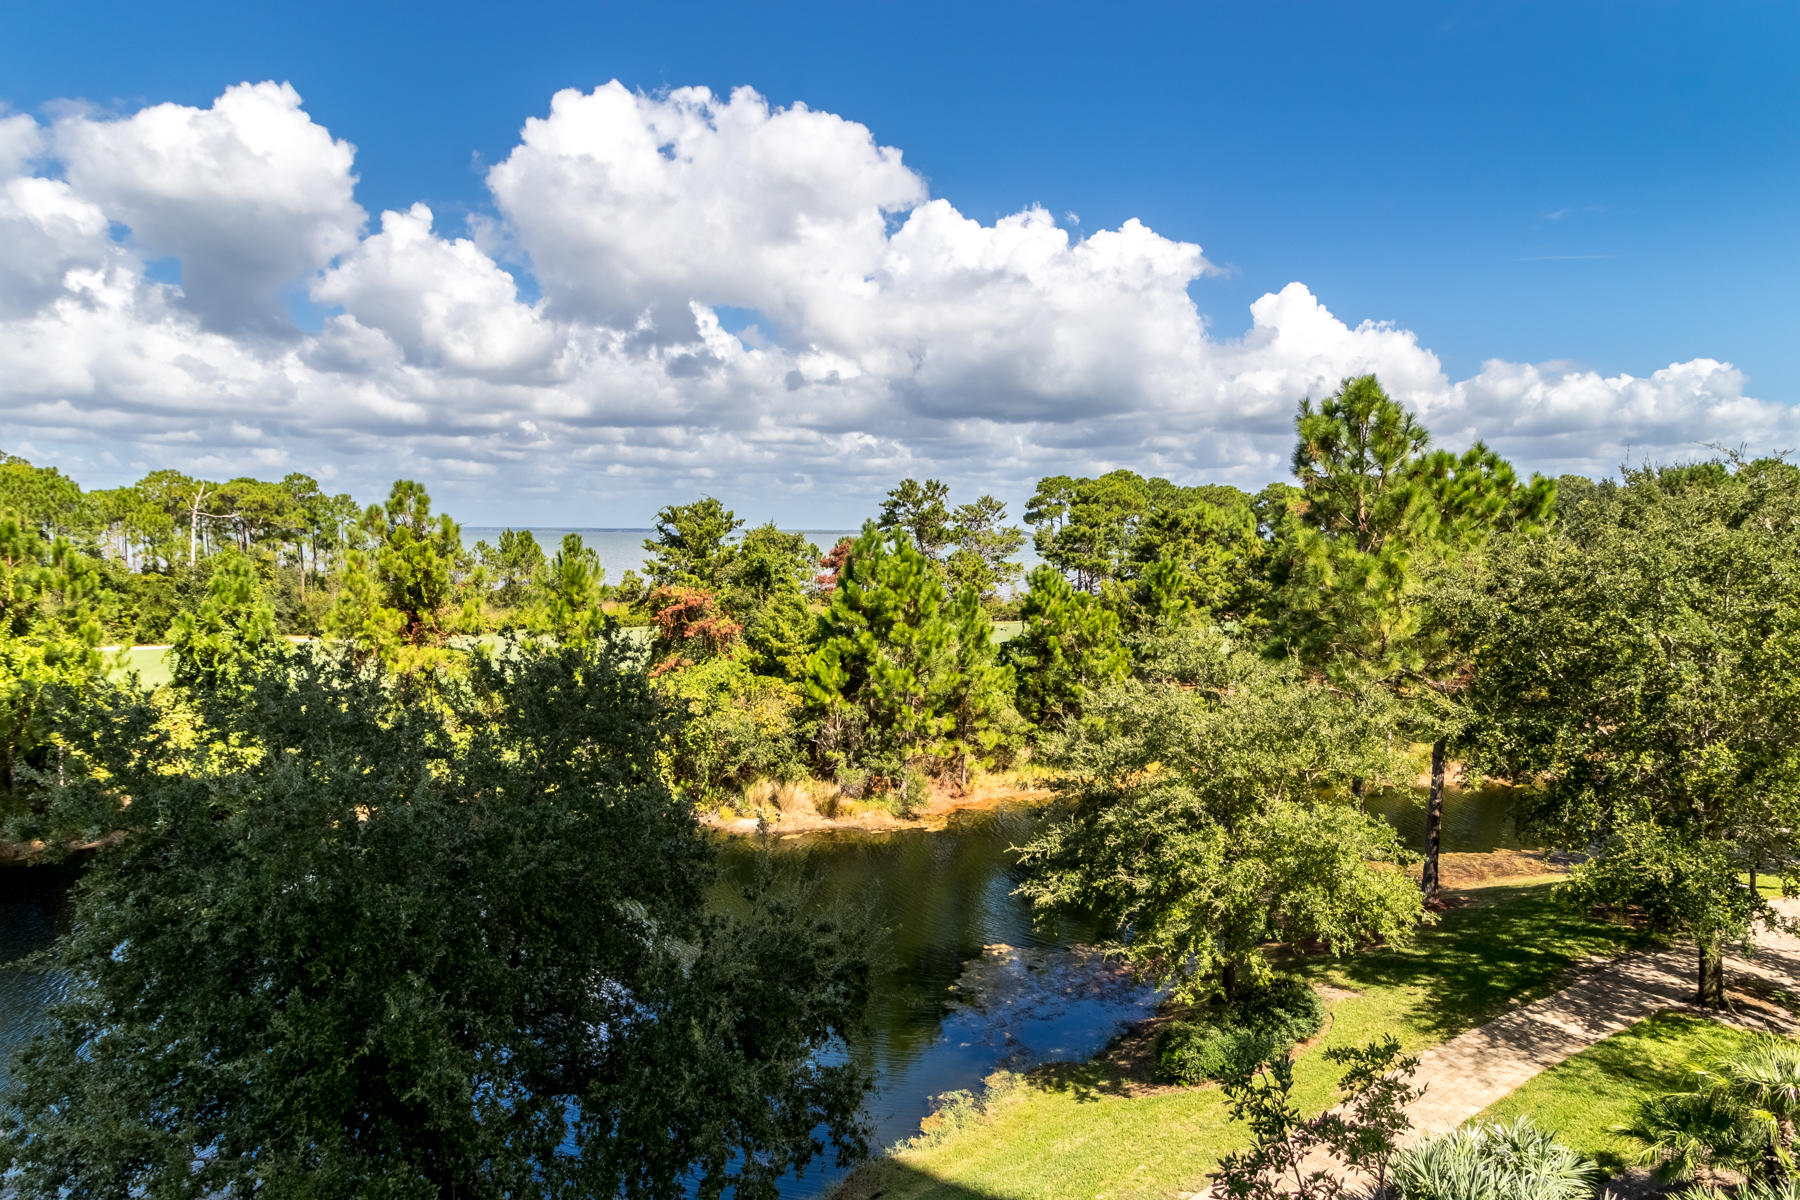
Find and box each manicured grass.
[1474,1011,1762,1176]
[109,645,173,688]
[837,877,1652,1200]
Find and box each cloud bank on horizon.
[0,80,1787,522]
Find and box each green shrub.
[655,657,807,801]
[1393,1116,1596,1200]
[1153,1019,1272,1086]
[1233,973,1326,1046]
[1151,974,1326,1086]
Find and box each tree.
[537,533,604,643]
[1025,470,1153,593]
[1018,626,1421,1001]
[944,495,1026,600]
[1129,485,1267,629]
[1006,564,1129,727]
[370,480,463,641]
[1464,459,1800,1005]
[1211,1037,1422,1200]
[1271,375,1553,902]
[725,524,818,681]
[877,478,953,563]
[167,550,279,695]
[644,497,742,589]
[487,528,547,604]
[804,524,1015,789]
[646,585,743,673]
[0,517,108,798]
[0,639,873,1199]
[812,537,853,599]
[0,454,91,542]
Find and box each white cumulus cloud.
[52,81,363,332]
[0,79,1791,524]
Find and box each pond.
[0,787,1523,1197]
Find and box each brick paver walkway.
[1399,898,1800,1143]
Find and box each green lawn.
[1475,1011,1762,1176]
[837,877,1652,1200]
[108,644,174,688]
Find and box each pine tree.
[804,525,1014,790]
[1008,565,1129,727]
[1272,376,1553,902]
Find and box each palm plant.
[1676,1181,1800,1200]
[1623,1036,1800,1183]
[1392,1116,1597,1200]
[1624,1084,1770,1180]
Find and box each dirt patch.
[701,778,1053,838]
[1434,849,1580,889]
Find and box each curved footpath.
[1199,899,1800,1197]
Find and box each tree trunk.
[1421,737,1447,904]
[187,485,206,567]
[1698,938,1726,1007]
[1350,776,1365,809]
[1221,959,1239,1004]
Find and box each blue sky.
[0,1,1794,524]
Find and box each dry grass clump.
[738,778,847,821]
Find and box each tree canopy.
[1462,458,1800,1002]
[1,639,873,1198]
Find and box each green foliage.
[1211,1036,1422,1200]
[1007,564,1130,727]
[373,480,463,638]
[1025,471,1265,627]
[944,494,1026,600]
[1464,458,1800,1002]
[485,527,546,602]
[167,550,278,694]
[1392,1118,1598,1200]
[1154,976,1325,1085]
[1154,1021,1274,1087]
[878,478,953,562]
[1025,470,1152,593]
[805,524,1018,787]
[0,516,108,798]
[537,532,605,643]
[0,454,92,540]
[1623,1033,1800,1182]
[1677,1180,1800,1200]
[657,656,807,801]
[1019,625,1422,1000]
[1271,374,1554,684]
[644,496,742,589]
[726,523,817,610]
[723,523,819,679]
[0,639,873,1199]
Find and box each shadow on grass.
[832,1155,1017,1200]
[1291,881,1658,1043]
